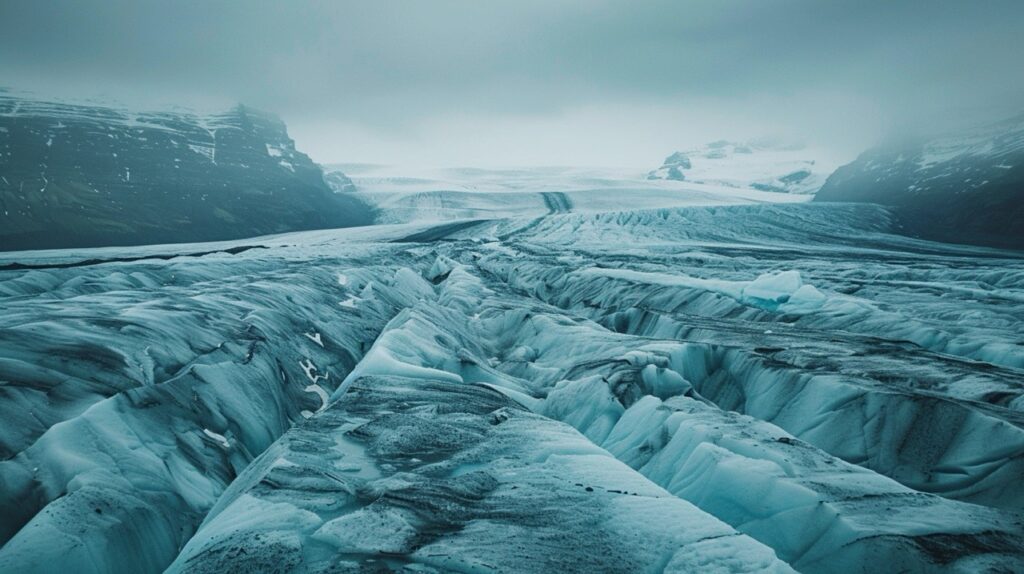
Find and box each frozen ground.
[1,190,1023,572]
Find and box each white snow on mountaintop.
[0,88,298,153]
[0,87,231,120]
[323,163,810,223]
[915,115,1024,170]
[647,140,843,195]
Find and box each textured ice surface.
[167,376,794,574]
[1,200,1023,572]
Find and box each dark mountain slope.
[0,91,372,251]
[815,115,1024,249]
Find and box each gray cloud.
[2,0,1022,166]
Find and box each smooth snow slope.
[0,198,1023,573]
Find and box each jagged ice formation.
[1,202,1023,572]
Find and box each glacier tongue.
[1,202,1023,572]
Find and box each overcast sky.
[2,1,1022,167]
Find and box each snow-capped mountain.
[322,169,357,193]
[815,114,1024,249]
[0,90,371,250]
[647,140,840,194]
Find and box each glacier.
[1,197,1023,573]
[329,163,810,224]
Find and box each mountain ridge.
[814,113,1024,249]
[0,91,372,251]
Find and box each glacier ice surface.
[1,200,1023,573]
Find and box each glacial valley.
[1,197,1023,573]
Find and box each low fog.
[2,0,1022,167]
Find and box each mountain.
[0,91,372,251]
[815,115,1024,249]
[647,140,838,194]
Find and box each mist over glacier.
[3,1,1024,573]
